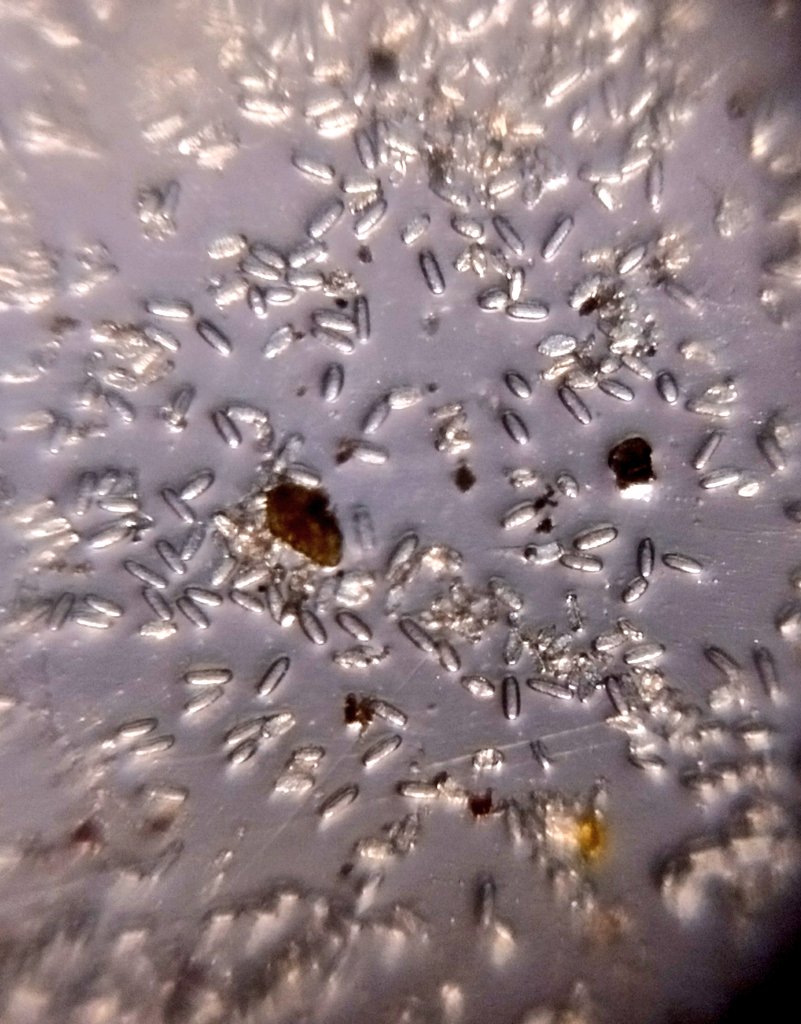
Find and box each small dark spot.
[578,295,602,315]
[130,520,152,543]
[265,481,343,566]
[468,790,493,818]
[426,146,450,188]
[483,137,503,167]
[344,693,359,724]
[426,382,439,393]
[368,46,399,84]
[143,814,174,836]
[578,286,614,316]
[339,862,354,878]
[295,385,307,397]
[726,90,753,120]
[344,693,373,729]
[335,441,354,465]
[423,314,439,335]
[648,260,670,288]
[453,462,476,492]
[70,818,102,847]
[608,436,655,490]
[534,486,558,511]
[50,316,80,334]
[357,245,373,264]
[536,516,553,533]
[334,297,348,309]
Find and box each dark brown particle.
[368,46,399,83]
[468,790,494,818]
[265,481,343,567]
[344,693,374,729]
[143,814,176,836]
[335,441,354,465]
[534,486,558,511]
[577,284,615,316]
[453,462,476,492]
[70,818,103,847]
[608,436,655,489]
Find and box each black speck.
[357,245,373,264]
[426,146,450,188]
[335,441,354,465]
[534,486,558,511]
[334,297,348,309]
[578,285,615,316]
[468,790,493,818]
[70,818,102,846]
[344,692,375,730]
[426,382,439,393]
[144,814,174,836]
[368,47,399,84]
[536,516,553,533]
[454,463,476,492]
[608,436,655,489]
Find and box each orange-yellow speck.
[576,811,607,863]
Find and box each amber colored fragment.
[265,481,343,567]
[576,810,607,862]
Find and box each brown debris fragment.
[453,462,476,492]
[608,437,655,490]
[344,693,374,730]
[468,789,494,818]
[264,481,343,567]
